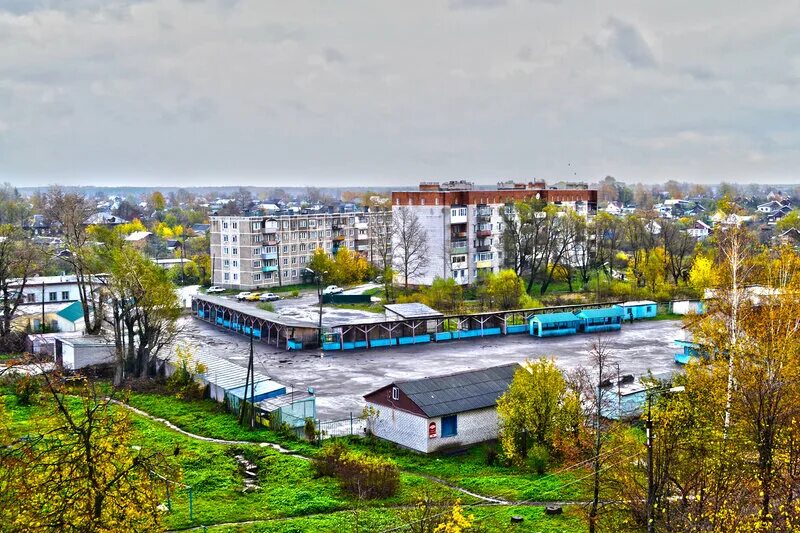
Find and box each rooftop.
[391,363,520,418]
[194,294,320,329]
[383,303,443,319]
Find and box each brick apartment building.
[210,211,390,289]
[391,180,597,286]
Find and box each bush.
[527,443,550,475]
[304,417,317,442]
[166,346,207,400]
[291,289,300,298]
[3,373,41,406]
[313,441,400,499]
[485,445,499,466]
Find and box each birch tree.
[392,207,429,290]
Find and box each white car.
[259,292,281,302]
[206,286,225,293]
[322,285,344,295]
[235,292,254,301]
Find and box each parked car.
[322,285,344,295]
[245,292,263,301]
[236,292,253,301]
[259,292,281,302]
[206,286,225,293]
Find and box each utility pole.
[646,392,654,533]
[249,323,255,428]
[317,270,328,353]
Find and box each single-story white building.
[363,363,520,453]
[55,335,116,370]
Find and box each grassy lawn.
[123,393,590,503]
[327,302,385,314]
[1,386,470,531]
[204,505,586,532]
[0,353,19,363]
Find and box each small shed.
[364,363,519,453]
[226,380,287,414]
[674,340,704,365]
[576,306,625,333]
[55,335,116,370]
[621,300,657,320]
[257,391,317,429]
[670,300,704,315]
[529,312,580,337]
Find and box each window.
[224,273,230,280]
[223,222,229,229]
[223,259,230,267]
[61,291,69,300]
[441,415,457,437]
[232,222,238,229]
[391,387,399,400]
[254,273,261,281]
[232,260,238,267]
[233,273,238,280]
[232,247,238,255]
[252,222,260,231]
[232,235,237,242]
[283,245,288,253]
[223,247,229,254]
[223,235,229,242]
[49,291,57,302]
[26,294,35,303]
[253,260,260,267]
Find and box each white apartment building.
[210,211,390,289]
[391,181,598,286]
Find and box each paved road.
[174,316,686,419]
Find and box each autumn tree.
[476,269,534,310]
[417,277,463,313]
[44,188,107,334]
[0,225,42,351]
[95,231,181,382]
[150,190,166,211]
[497,358,583,465]
[392,207,429,290]
[0,374,175,531]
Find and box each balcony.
[476,259,493,269]
[333,234,345,241]
[476,229,492,238]
[451,231,467,239]
[261,251,278,260]
[451,243,467,255]
[262,264,278,273]
[475,244,491,252]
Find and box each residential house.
[363,363,519,453]
[686,220,711,239]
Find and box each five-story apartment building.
[210,211,390,289]
[391,181,597,286]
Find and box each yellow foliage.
[433,499,474,533]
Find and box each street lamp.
[645,384,685,533]
[308,268,328,354]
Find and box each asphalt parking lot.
[174,316,686,420]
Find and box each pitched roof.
[56,301,84,323]
[394,363,519,418]
[576,306,624,319]
[531,312,580,324]
[383,302,443,319]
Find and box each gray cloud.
[601,17,657,68]
[0,0,797,186]
[449,0,507,10]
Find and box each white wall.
[427,406,499,453]
[368,402,430,453]
[391,205,446,286]
[367,402,501,453]
[61,343,115,370]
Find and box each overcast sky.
[1,1,798,187]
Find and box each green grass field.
[2,386,588,531]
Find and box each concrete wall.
[427,406,499,453]
[367,402,500,453]
[61,343,115,370]
[367,402,430,453]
